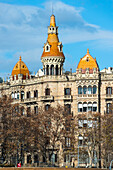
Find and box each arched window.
[15,91,17,99]
[88,102,92,112]
[107,103,111,114]
[93,102,97,112]
[46,46,49,51]
[88,86,92,94]
[21,91,24,100]
[78,103,82,112]
[83,102,87,112]
[78,86,82,94]
[93,85,97,94]
[17,91,19,100]
[11,92,14,99]
[78,135,83,145]
[46,65,49,75]
[51,65,54,75]
[27,91,30,99]
[83,86,87,94]
[56,65,58,75]
[45,104,50,111]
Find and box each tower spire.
[50,14,56,27]
[52,2,54,15]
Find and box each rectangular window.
[27,91,30,98]
[34,106,38,114]
[107,103,111,114]
[106,87,112,95]
[65,137,71,147]
[64,104,71,114]
[27,107,31,117]
[45,88,50,96]
[64,88,71,95]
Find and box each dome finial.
[87,48,89,54]
[52,2,54,15]
[19,56,22,61]
[50,14,56,27]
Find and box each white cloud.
[0,1,113,77]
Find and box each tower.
[41,15,65,76]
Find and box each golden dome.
[12,56,29,79]
[41,15,65,59]
[77,49,99,70]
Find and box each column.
[54,65,56,75]
[49,65,51,75]
[45,65,47,75]
[58,65,61,75]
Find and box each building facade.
[0,15,112,167]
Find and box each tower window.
[86,57,89,62]
[46,46,49,51]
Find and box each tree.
[101,108,113,168]
[0,95,78,167]
[0,95,32,165]
[78,112,101,167]
[31,105,78,166]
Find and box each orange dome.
[41,15,65,59]
[77,49,99,70]
[12,56,29,79]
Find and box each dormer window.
[45,43,50,52]
[58,44,62,52]
[46,46,49,51]
[86,57,89,62]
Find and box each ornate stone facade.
[0,14,112,167]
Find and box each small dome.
[12,56,29,79]
[77,49,99,70]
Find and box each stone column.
[45,65,47,75]
[49,65,51,75]
[54,65,56,75]
[58,65,61,75]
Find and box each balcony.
[106,94,113,98]
[78,94,97,98]
[41,95,54,101]
[63,95,72,101]
[23,97,38,103]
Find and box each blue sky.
[0,0,113,78]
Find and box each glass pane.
[83,86,87,94]
[93,86,97,94]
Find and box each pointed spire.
[87,48,89,54]
[50,15,56,27]
[19,56,22,61]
